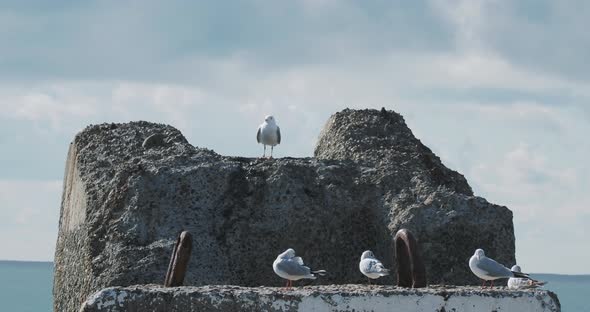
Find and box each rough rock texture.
[80,285,561,312]
[53,109,516,312]
[314,109,514,285]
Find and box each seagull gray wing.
[256,127,261,143]
[276,258,311,276]
[277,126,281,144]
[361,259,388,274]
[477,257,512,278]
[360,259,376,273]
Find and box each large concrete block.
[54,109,516,311]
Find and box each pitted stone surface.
[80,285,561,312]
[314,108,473,196]
[54,109,515,311]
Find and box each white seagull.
[257,115,281,158]
[469,249,530,288]
[359,250,390,284]
[273,248,326,288]
[508,265,547,289]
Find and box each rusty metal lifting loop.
[165,230,193,287]
[394,228,427,288]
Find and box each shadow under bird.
[359,250,390,284]
[273,248,327,288]
[469,249,530,288]
[256,115,281,158]
[508,265,547,289]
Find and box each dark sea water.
[0,261,53,312]
[0,261,588,311]
[533,273,590,311]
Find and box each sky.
[0,1,588,274]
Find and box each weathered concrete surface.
[54,109,516,311]
[80,285,561,312]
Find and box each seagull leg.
[270,146,274,159]
[481,280,486,288]
[490,280,494,288]
[263,145,267,158]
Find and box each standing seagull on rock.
[359,250,390,284]
[469,249,530,288]
[257,115,281,158]
[273,248,326,288]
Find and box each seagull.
[508,265,547,289]
[469,249,530,288]
[256,115,281,158]
[273,248,327,288]
[359,250,390,284]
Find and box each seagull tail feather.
[312,269,327,276]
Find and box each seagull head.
[361,250,375,260]
[511,265,521,272]
[264,115,276,124]
[279,248,296,259]
[474,249,485,260]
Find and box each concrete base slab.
[80,284,560,312]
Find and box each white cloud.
[110,82,208,129]
[476,143,576,197]
[0,180,62,261]
[467,101,554,118]
[430,0,490,51]
[467,142,588,273]
[0,81,219,135]
[0,85,98,130]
